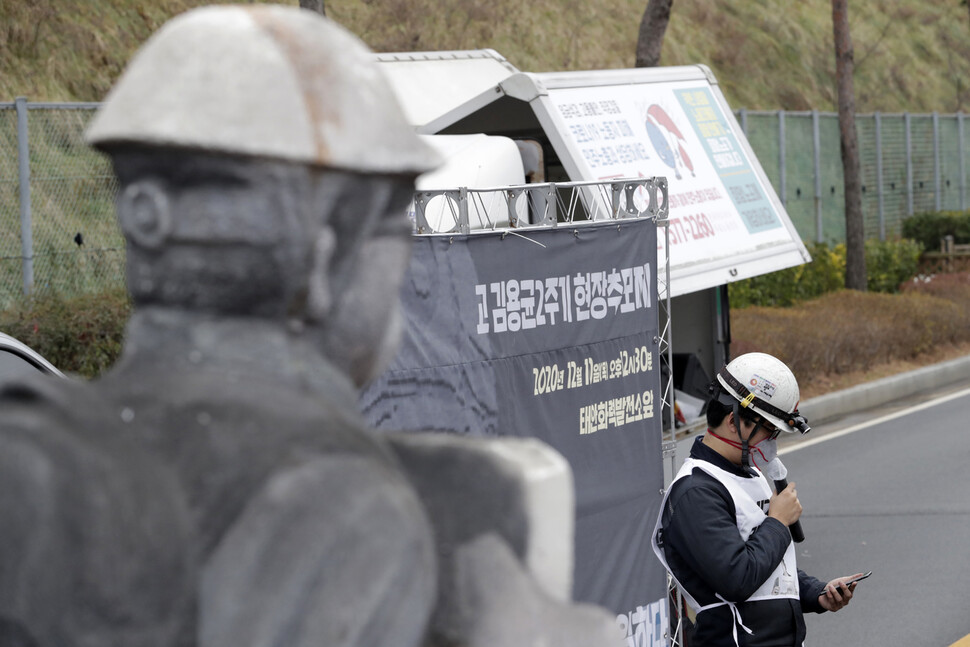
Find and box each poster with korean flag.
[534,67,808,296]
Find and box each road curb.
[799,354,970,425]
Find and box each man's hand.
[767,482,802,526]
[818,575,862,612]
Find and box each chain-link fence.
[2,100,968,309]
[739,109,969,244]
[0,99,122,310]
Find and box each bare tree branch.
[854,17,893,71]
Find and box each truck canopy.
[378,54,810,298]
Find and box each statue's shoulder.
[0,372,167,472]
[0,374,196,647]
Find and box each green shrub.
[728,239,922,308]
[728,242,844,308]
[864,238,923,294]
[0,287,131,378]
[901,210,970,250]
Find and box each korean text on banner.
[361,218,667,620]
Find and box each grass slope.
[2,0,968,112]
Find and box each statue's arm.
[199,455,436,647]
[0,389,194,647]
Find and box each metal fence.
[0,98,122,310]
[2,99,969,309]
[738,109,969,243]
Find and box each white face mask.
[749,437,778,472]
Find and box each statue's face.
[113,150,313,317]
[111,148,417,386]
[306,176,416,387]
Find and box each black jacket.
[657,436,826,647]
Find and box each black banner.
[361,218,667,637]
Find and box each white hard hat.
[714,352,809,434]
[86,5,439,175]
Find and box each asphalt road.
[777,380,970,646]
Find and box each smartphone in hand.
[837,571,872,590]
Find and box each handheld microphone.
[764,457,805,543]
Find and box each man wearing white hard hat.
[651,352,863,646]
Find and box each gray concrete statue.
[0,6,622,647]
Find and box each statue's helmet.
[85,4,439,175]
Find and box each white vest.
[651,456,799,643]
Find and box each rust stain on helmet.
[246,6,335,165]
